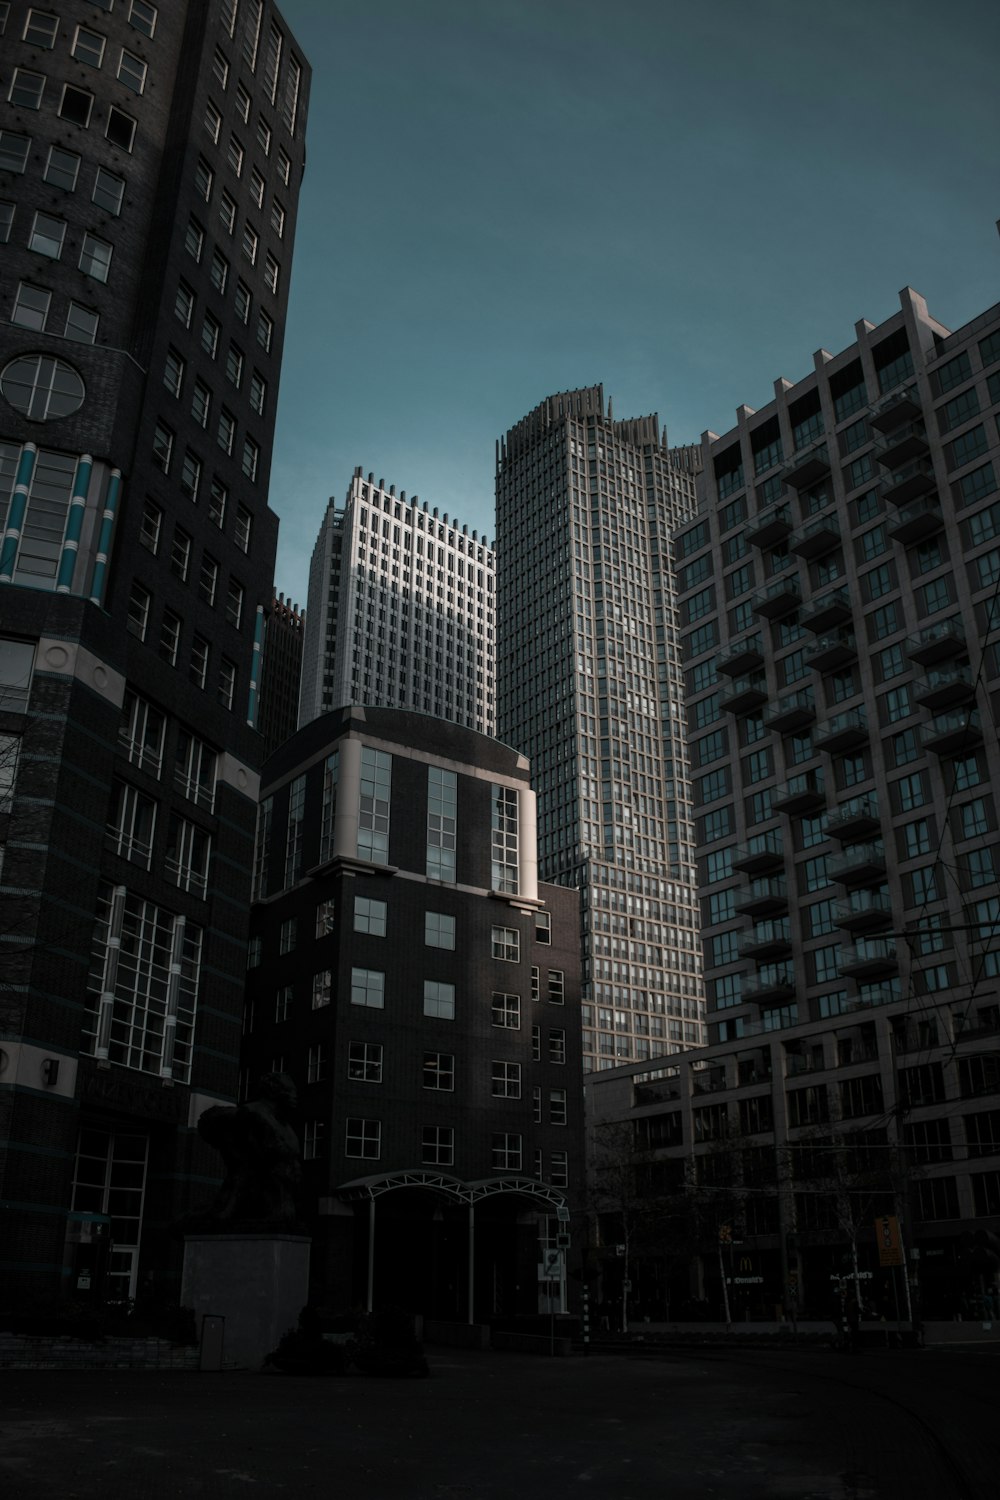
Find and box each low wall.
[491,1330,573,1356]
[626,1318,1000,1347]
[0,1333,200,1370]
[422,1320,490,1350]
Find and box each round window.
[1,354,85,421]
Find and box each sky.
[269,0,1000,608]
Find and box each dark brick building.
[243,706,584,1321]
[257,589,303,757]
[0,0,309,1304]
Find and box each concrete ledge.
[491,1330,572,1357]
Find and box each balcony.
[829,842,887,885]
[734,877,788,916]
[789,513,841,558]
[825,794,880,842]
[773,770,825,814]
[717,634,765,676]
[801,587,852,633]
[805,630,857,671]
[752,574,802,619]
[908,617,966,665]
[743,966,796,1004]
[732,830,784,874]
[834,890,893,933]
[814,706,868,752]
[784,441,831,490]
[692,1066,729,1096]
[839,937,898,979]
[913,664,974,711]
[765,689,816,733]
[887,496,943,543]
[719,674,769,714]
[745,501,793,548]
[876,420,930,470]
[881,460,936,506]
[870,386,922,432]
[920,708,983,755]
[738,919,792,960]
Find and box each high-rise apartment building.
[496,387,705,1072]
[587,288,1000,1322]
[0,0,308,1302]
[299,468,496,734]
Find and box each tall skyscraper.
[258,589,304,756]
[587,288,1000,1323]
[0,0,308,1302]
[496,386,705,1071]
[299,468,496,734]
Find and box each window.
[79,234,112,282]
[201,314,221,359]
[165,815,210,896]
[10,69,45,109]
[257,116,272,154]
[273,986,293,1023]
[226,346,244,388]
[217,657,236,710]
[345,1119,380,1160]
[241,436,259,482]
[195,157,214,203]
[210,250,229,294]
[159,610,181,666]
[64,302,98,344]
[192,381,211,428]
[23,9,58,46]
[180,450,201,503]
[235,281,251,323]
[257,309,273,351]
[550,1088,568,1125]
[863,563,892,600]
[117,49,147,94]
[208,479,227,529]
[139,500,161,554]
[197,555,217,606]
[84,886,202,1084]
[163,348,185,398]
[548,970,565,1004]
[305,1042,326,1084]
[492,992,520,1029]
[491,1060,520,1098]
[306,969,331,1009]
[423,980,454,1019]
[894,772,926,812]
[170,528,191,582]
[44,146,81,193]
[424,912,455,949]
[120,691,164,777]
[175,282,194,328]
[189,635,209,689]
[11,282,50,331]
[242,223,258,265]
[126,583,150,640]
[249,370,266,414]
[919,576,953,615]
[234,504,252,553]
[421,1126,453,1167]
[492,926,519,962]
[152,422,173,473]
[263,255,279,294]
[549,1029,566,1064]
[219,191,237,235]
[946,425,988,471]
[426,764,457,879]
[962,847,996,890]
[105,108,136,151]
[235,82,251,122]
[249,168,265,208]
[354,896,387,936]
[217,409,236,455]
[28,211,65,260]
[351,967,384,1009]
[424,1052,455,1091]
[270,199,286,238]
[0,132,31,174]
[224,577,243,628]
[302,1121,326,1161]
[959,799,989,839]
[227,135,244,177]
[348,1041,383,1084]
[212,47,230,89]
[491,1133,521,1171]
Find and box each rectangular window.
[10,69,45,109]
[28,211,66,259]
[180,450,201,504]
[425,911,455,949]
[348,1041,383,1084]
[117,49,147,93]
[163,349,184,398]
[11,282,50,330]
[491,992,520,1029]
[43,145,81,192]
[491,1133,522,1171]
[421,1126,453,1167]
[188,635,208,689]
[426,765,457,879]
[311,970,332,1009]
[226,346,244,388]
[549,1029,566,1064]
[357,746,391,862]
[345,1119,381,1160]
[491,1060,520,1098]
[217,409,236,455]
[264,254,279,294]
[492,926,520,962]
[283,773,306,886]
[159,610,181,666]
[208,479,227,529]
[105,107,136,151]
[0,131,31,176]
[249,371,266,413]
[225,577,243,628]
[257,309,273,351]
[106,781,156,868]
[170,527,191,582]
[210,249,229,294]
[79,233,112,281]
[351,967,384,1009]
[424,1052,455,1091]
[241,436,259,482]
[423,980,455,1019]
[217,657,236,710]
[219,191,237,235]
[550,1088,568,1125]
[165,814,211,896]
[491,784,518,892]
[548,969,565,1004]
[234,504,252,553]
[192,381,211,428]
[354,896,387,936]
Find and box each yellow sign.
[876,1214,903,1267]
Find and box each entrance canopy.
[335,1168,567,1209]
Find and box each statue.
[194,1072,303,1229]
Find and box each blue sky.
[270,0,1000,607]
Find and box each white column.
[518,787,538,902]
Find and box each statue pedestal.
[182,1233,310,1370]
